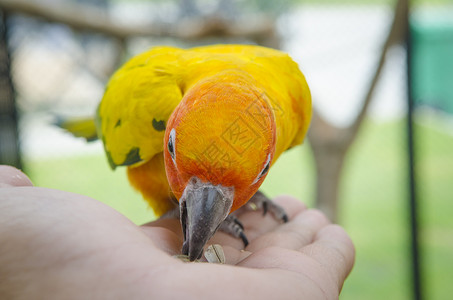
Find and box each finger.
[246,209,330,252]
[237,195,307,241]
[236,246,340,300]
[300,224,355,292]
[139,226,182,256]
[0,165,33,188]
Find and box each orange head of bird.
[164,74,276,260]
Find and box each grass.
[340,119,411,299]
[24,154,155,225]
[414,114,453,300]
[24,114,453,300]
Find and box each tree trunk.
[307,0,408,222]
[308,111,351,223]
[311,146,347,223]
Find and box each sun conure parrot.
[59,44,311,261]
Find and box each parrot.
[59,44,312,261]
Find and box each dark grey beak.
[180,177,234,261]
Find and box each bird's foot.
[219,215,249,247]
[218,191,288,249]
[243,190,289,222]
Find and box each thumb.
[0,165,33,188]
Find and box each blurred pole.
[405,0,422,299]
[0,11,22,169]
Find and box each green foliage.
[339,115,453,299]
[24,114,453,299]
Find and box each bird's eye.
[252,154,271,184]
[260,162,270,177]
[168,128,176,161]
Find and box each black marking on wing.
[103,136,142,170]
[152,118,166,131]
[122,147,143,166]
[102,136,117,170]
[106,150,116,170]
[114,119,121,128]
[85,135,99,142]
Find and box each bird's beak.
[179,177,234,261]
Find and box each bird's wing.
[97,46,184,169]
[98,44,310,169]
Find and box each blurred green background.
[1,0,452,299]
[24,116,453,300]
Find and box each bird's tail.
[55,117,98,142]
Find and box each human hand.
[0,165,354,299]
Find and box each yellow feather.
[96,44,311,215]
[56,117,98,142]
[99,45,310,168]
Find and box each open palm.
[0,166,354,299]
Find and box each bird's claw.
[219,215,249,248]
[247,190,288,223]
